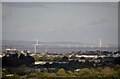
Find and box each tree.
[56,68,68,77]
[15,67,26,75]
[2,53,19,67]
[27,73,38,78]
[39,55,48,61]
[53,56,62,61]
[114,57,120,65]
[78,68,91,77]
[48,73,56,77]
[3,53,35,67]
[61,56,68,62]
[19,53,26,65]
[101,67,116,77]
[32,54,40,61]
[67,70,75,77]
[24,54,35,66]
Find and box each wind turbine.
[45,45,48,53]
[34,39,39,53]
[34,39,49,54]
[99,38,102,48]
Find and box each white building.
[75,54,98,58]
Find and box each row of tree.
[2,53,35,67]
[2,66,120,78]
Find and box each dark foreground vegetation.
[2,66,120,79]
[2,52,120,79]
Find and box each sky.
[2,2,118,45]
[2,0,120,2]
[0,2,1,41]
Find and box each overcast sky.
[2,2,118,45]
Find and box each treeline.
[34,55,120,70]
[26,66,120,78]
[42,57,120,70]
[2,53,35,67]
[2,53,120,79]
[2,66,120,79]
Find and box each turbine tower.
[34,39,39,53]
[45,45,48,53]
[99,38,102,48]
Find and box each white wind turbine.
[33,39,49,53]
[99,38,102,48]
[34,39,39,53]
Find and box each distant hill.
[2,40,117,47]
[2,40,118,47]
[1,40,118,53]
